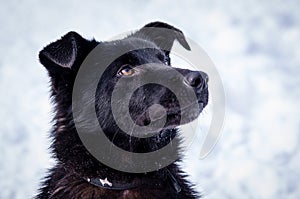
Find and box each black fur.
[36,22,208,199]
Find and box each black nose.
[184,71,208,89]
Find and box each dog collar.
[84,169,181,193]
[85,176,140,190]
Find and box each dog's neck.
[55,129,182,194]
[53,127,181,173]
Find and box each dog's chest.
[120,190,140,198]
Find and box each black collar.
[84,169,181,193]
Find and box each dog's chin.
[163,103,204,129]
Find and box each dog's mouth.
[134,100,204,128]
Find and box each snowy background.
[1,0,300,198]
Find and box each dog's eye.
[118,65,135,76]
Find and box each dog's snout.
[184,71,208,89]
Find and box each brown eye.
[118,65,135,76]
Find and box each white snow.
[0,0,299,198]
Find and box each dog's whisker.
[109,131,119,153]
[129,122,136,152]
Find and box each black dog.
[36,22,208,199]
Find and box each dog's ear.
[135,21,191,56]
[39,31,87,75]
[39,31,98,92]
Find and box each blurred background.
[1,0,299,198]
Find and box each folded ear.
[39,31,86,75]
[134,21,191,56]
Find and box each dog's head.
[39,22,208,152]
